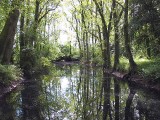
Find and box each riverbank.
[0,59,160,98]
[111,70,160,93]
[0,79,23,98]
[116,57,160,93]
[53,60,160,93]
[0,64,23,97]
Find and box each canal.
[0,64,160,120]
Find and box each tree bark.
[93,0,113,68]
[146,38,151,58]
[113,1,123,71]
[20,11,25,67]
[113,0,120,71]
[124,0,137,71]
[0,9,20,64]
[32,0,40,47]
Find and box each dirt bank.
[0,80,23,98]
[111,71,160,93]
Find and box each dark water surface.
[0,64,160,120]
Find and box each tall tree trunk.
[74,14,82,58]
[0,8,20,64]
[124,0,137,71]
[113,0,120,71]
[97,25,103,58]
[93,0,113,68]
[146,38,151,58]
[32,0,40,47]
[20,11,25,67]
[81,10,87,61]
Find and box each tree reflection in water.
[0,65,160,119]
[21,77,44,120]
[102,72,111,120]
[124,85,136,120]
[114,78,120,120]
[0,95,15,120]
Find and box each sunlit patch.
[63,117,69,120]
[60,77,69,91]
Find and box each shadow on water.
[0,95,15,120]
[102,72,111,120]
[0,64,160,120]
[21,77,43,120]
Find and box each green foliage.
[136,58,160,78]
[92,45,103,65]
[35,57,52,73]
[58,44,71,57]
[39,57,51,67]
[20,48,36,70]
[118,57,160,78]
[0,64,22,85]
[118,57,130,72]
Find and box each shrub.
[0,64,22,85]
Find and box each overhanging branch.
[38,2,60,23]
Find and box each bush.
[0,64,22,85]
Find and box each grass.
[118,57,160,79]
[135,58,160,78]
[0,64,22,85]
[119,57,130,72]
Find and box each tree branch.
[116,1,124,10]
[38,2,60,23]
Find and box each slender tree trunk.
[93,0,113,68]
[144,25,151,58]
[91,23,95,60]
[0,8,20,64]
[33,0,40,47]
[97,25,103,57]
[146,38,151,58]
[25,0,31,47]
[75,16,82,58]
[20,11,25,67]
[124,0,137,71]
[113,0,120,71]
[81,10,87,61]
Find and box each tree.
[124,0,137,71]
[113,0,123,70]
[130,0,160,57]
[93,0,114,68]
[0,0,20,64]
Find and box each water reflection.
[0,96,15,120]
[114,78,120,120]
[21,78,43,120]
[103,73,111,120]
[0,64,160,120]
[124,86,136,120]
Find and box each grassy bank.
[119,57,160,79]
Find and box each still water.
[0,64,160,120]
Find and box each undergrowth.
[118,57,160,79]
[135,58,160,79]
[0,64,22,85]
